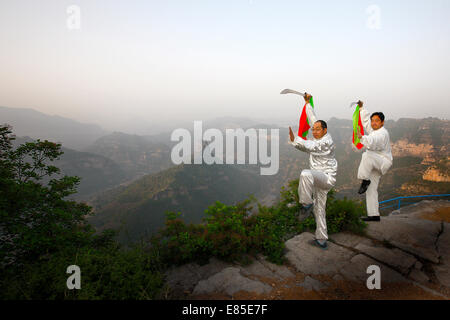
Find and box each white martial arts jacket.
[359,107,393,164]
[289,104,338,180]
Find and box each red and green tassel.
[352,104,364,149]
[298,96,315,140]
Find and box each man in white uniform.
[356,101,393,222]
[288,94,338,249]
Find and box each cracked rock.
[330,232,374,248]
[240,259,284,280]
[433,222,450,287]
[297,276,329,291]
[165,257,233,296]
[354,243,417,275]
[365,216,442,263]
[409,269,430,284]
[340,254,407,283]
[285,232,355,276]
[256,254,295,279]
[192,267,273,296]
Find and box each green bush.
[325,192,367,235]
[1,241,166,300]
[157,213,212,266]
[204,200,250,261]
[158,200,252,265]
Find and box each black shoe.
[358,179,371,194]
[309,239,328,250]
[361,216,380,222]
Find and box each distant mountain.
[83,132,174,181]
[202,116,269,131]
[82,118,278,183]
[0,106,109,150]
[88,163,265,244]
[54,148,128,201]
[12,136,128,201]
[140,116,279,143]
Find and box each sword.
[280,89,307,97]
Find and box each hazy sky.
[1,0,449,134]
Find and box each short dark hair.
[315,120,327,130]
[370,112,385,122]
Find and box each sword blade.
[280,89,305,96]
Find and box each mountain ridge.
[0,106,110,150]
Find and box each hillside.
[12,136,128,201]
[0,106,109,150]
[83,132,173,181]
[88,163,265,243]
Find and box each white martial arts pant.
[298,169,335,241]
[357,152,392,217]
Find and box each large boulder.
[286,232,408,284]
[164,257,233,297]
[365,215,442,263]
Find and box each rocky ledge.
[165,200,450,299]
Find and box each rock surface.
[192,267,273,296]
[285,232,355,276]
[240,255,295,280]
[165,258,233,297]
[434,221,450,287]
[353,244,416,274]
[297,276,329,291]
[364,216,441,263]
[339,254,406,283]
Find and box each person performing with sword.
[282,89,338,249]
[352,100,393,222]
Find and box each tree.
[0,125,167,300]
[0,124,93,266]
